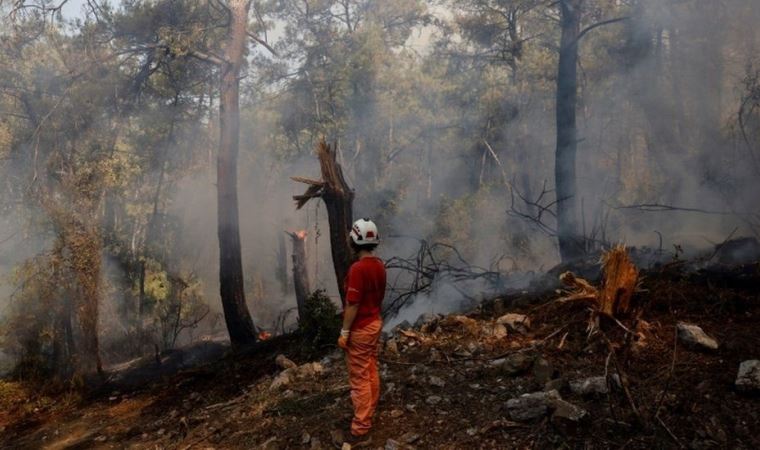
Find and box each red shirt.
[344,256,386,330]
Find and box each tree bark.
[217,0,257,346]
[555,0,585,262]
[293,139,355,304]
[287,231,310,321]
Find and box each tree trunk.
[287,231,310,321]
[293,139,355,304]
[217,0,257,346]
[555,0,585,262]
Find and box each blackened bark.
[293,139,355,304]
[287,231,310,320]
[555,0,585,262]
[217,0,257,346]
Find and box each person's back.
[337,218,385,440]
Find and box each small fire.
[258,331,272,341]
[294,230,307,240]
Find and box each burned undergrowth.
[0,256,758,449]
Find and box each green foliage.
[297,290,342,356]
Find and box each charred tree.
[293,139,355,304]
[554,1,628,262]
[555,0,584,262]
[287,230,310,320]
[216,0,257,346]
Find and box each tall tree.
[216,0,258,345]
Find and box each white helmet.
[350,218,380,246]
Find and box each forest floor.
[1,261,759,449]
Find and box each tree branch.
[575,16,630,44]
[247,31,277,56]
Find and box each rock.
[389,409,404,418]
[501,352,534,376]
[569,375,619,396]
[505,390,561,421]
[269,369,293,390]
[676,322,718,351]
[385,439,401,450]
[551,399,589,434]
[426,395,442,405]
[400,432,420,444]
[275,354,297,370]
[341,444,351,450]
[301,432,311,445]
[735,360,760,392]
[428,375,445,388]
[466,427,478,436]
[532,357,554,385]
[309,438,322,449]
[496,313,531,334]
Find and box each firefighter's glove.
[338,329,350,350]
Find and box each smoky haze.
[1,0,759,372]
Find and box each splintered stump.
[559,245,639,318]
[292,138,354,304]
[287,230,310,321]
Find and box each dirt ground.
[1,262,759,449]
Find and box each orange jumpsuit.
[344,256,386,436]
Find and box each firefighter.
[338,218,386,438]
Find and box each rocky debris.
[439,315,481,335]
[532,357,554,385]
[505,390,562,421]
[385,438,402,450]
[735,360,760,392]
[269,362,324,390]
[428,375,445,388]
[551,399,589,434]
[482,322,508,338]
[399,432,420,444]
[500,352,535,376]
[677,322,719,351]
[569,375,620,396]
[506,390,587,424]
[414,313,441,330]
[426,395,442,405]
[275,354,297,370]
[497,313,531,334]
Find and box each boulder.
[496,313,531,334]
[677,322,719,351]
[736,360,760,392]
[505,390,561,421]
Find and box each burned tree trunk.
[216,0,257,346]
[555,0,584,262]
[292,139,355,304]
[287,230,310,320]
